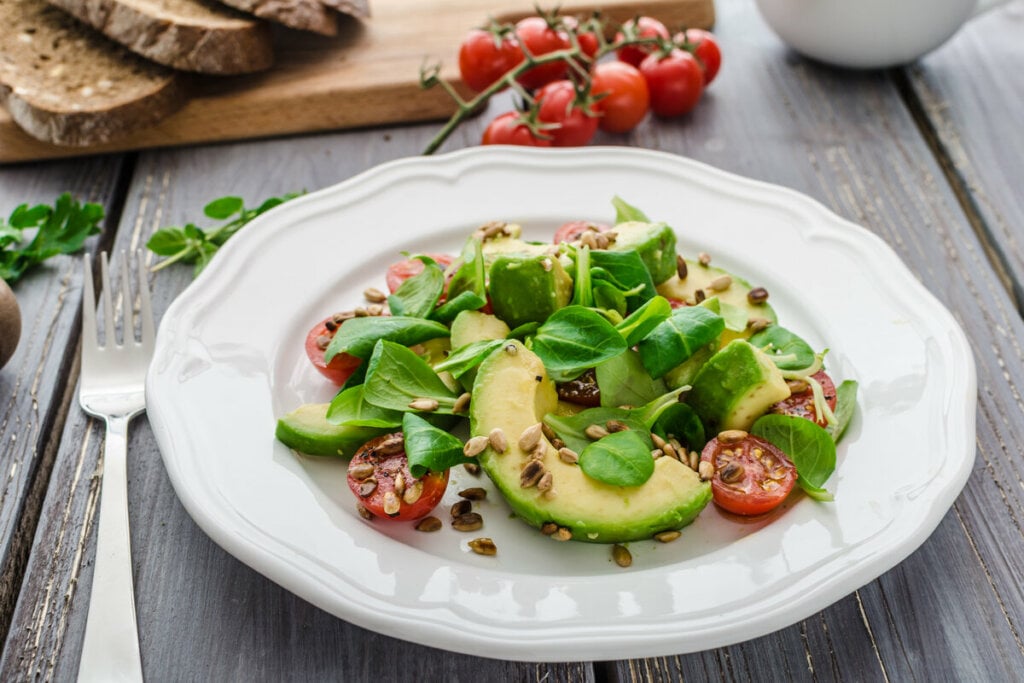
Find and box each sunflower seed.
[382,491,400,516]
[453,392,472,414]
[698,251,711,266]
[358,479,378,497]
[363,286,387,303]
[452,512,483,532]
[584,423,609,440]
[558,447,579,464]
[709,275,732,292]
[468,537,497,555]
[606,419,628,433]
[408,398,440,412]
[721,463,745,483]
[652,448,664,459]
[694,288,706,303]
[463,435,490,458]
[748,317,771,332]
[378,434,405,455]
[356,503,373,521]
[463,462,481,475]
[459,487,487,501]
[504,343,518,355]
[651,433,667,450]
[747,287,769,305]
[540,522,559,535]
[654,530,681,543]
[518,423,543,451]
[612,544,632,568]
[393,473,406,497]
[451,499,472,518]
[537,471,553,492]
[520,460,545,488]
[676,254,688,280]
[415,516,442,532]
[403,481,423,505]
[698,461,714,481]
[350,463,375,480]
[366,304,384,316]
[552,527,572,542]
[718,429,748,444]
[488,428,508,453]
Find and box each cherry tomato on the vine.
[701,433,797,516]
[385,254,454,293]
[639,49,704,117]
[536,80,599,147]
[591,61,649,133]
[514,17,570,90]
[681,28,722,85]
[482,111,552,146]
[770,370,838,427]
[458,28,523,93]
[304,316,362,385]
[348,433,449,521]
[561,16,599,61]
[615,16,670,68]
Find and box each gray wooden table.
[2,1,1023,680]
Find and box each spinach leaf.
[611,196,650,224]
[590,249,655,309]
[593,281,627,317]
[324,316,449,361]
[433,339,505,378]
[596,349,667,408]
[446,237,486,300]
[430,290,487,324]
[530,306,627,382]
[827,380,858,443]
[700,296,748,332]
[507,321,540,340]
[326,385,403,427]
[752,414,836,501]
[387,256,445,318]
[579,430,655,487]
[544,408,647,456]
[403,413,472,478]
[651,403,706,452]
[571,244,594,308]
[749,326,816,370]
[616,296,672,347]
[637,306,725,378]
[363,340,459,412]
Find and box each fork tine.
[99,251,117,347]
[118,250,135,344]
[136,250,155,350]
[82,253,98,351]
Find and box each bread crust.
[46,0,274,74]
[217,0,336,36]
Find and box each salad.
[276,198,857,563]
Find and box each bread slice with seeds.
[0,0,186,146]
[215,0,337,36]
[44,0,274,74]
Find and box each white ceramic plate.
[148,147,976,661]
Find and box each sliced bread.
[319,0,367,19]
[45,0,274,74]
[0,0,186,146]
[215,0,336,36]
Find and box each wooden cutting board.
[0,0,713,164]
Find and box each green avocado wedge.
[470,340,712,543]
[276,403,388,457]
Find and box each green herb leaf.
[429,290,487,324]
[402,413,472,478]
[446,237,486,301]
[637,306,725,378]
[750,326,816,370]
[326,385,404,427]
[203,196,244,220]
[530,305,627,382]
[590,249,655,308]
[324,316,449,361]
[611,196,650,224]
[363,340,459,413]
[827,380,858,443]
[0,193,104,283]
[596,350,667,408]
[616,296,672,346]
[579,430,655,487]
[387,256,445,318]
[433,339,505,378]
[650,403,706,452]
[544,407,648,456]
[700,296,748,332]
[570,244,594,308]
[752,414,836,501]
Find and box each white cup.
[753,0,1011,68]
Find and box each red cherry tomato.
[639,49,705,117]
[615,16,670,67]
[770,370,838,427]
[591,61,650,133]
[561,16,599,61]
[458,28,523,93]
[304,316,362,385]
[552,220,611,243]
[385,254,454,294]
[682,28,722,85]
[348,433,449,521]
[481,111,553,147]
[514,17,570,90]
[701,433,797,516]
[536,80,599,147]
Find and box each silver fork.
[77,251,153,683]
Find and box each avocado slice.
[657,263,777,345]
[276,403,388,457]
[470,341,712,543]
[687,340,791,433]
[489,254,573,328]
[450,310,510,349]
[607,221,678,284]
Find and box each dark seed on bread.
[44,0,274,74]
[0,0,186,146]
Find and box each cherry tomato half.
[348,433,449,521]
[770,370,838,427]
[552,220,611,244]
[682,28,722,85]
[458,28,523,93]
[639,49,704,117]
[591,61,650,133]
[385,254,454,294]
[615,16,670,67]
[481,111,553,147]
[701,433,797,516]
[514,17,570,90]
[536,80,599,147]
[304,316,362,385]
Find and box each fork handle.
[78,415,144,683]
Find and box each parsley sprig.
[147,192,302,276]
[0,193,104,284]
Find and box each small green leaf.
[750,326,816,370]
[387,256,445,318]
[752,414,837,499]
[146,228,189,256]
[433,339,504,378]
[530,306,628,382]
[579,430,655,487]
[403,413,472,478]
[611,196,650,224]
[637,306,724,378]
[827,380,858,443]
[324,316,449,361]
[429,290,486,324]
[362,340,458,413]
[596,350,667,408]
[651,403,706,452]
[544,407,648,457]
[203,196,244,220]
[326,385,403,427]
[616,296,671,346]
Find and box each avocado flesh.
[489,255,573,328]
[276,403,388,457]
[657,264,777,346]
[470,341,712,543]
[450,310,510,387]
[607,221,678,284]
[687,340,791,434]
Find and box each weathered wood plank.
[0,128,594,681]
[904,0,1024,312]
[0,157,125,644]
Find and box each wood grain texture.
[905,1,1024,312]
[0,0,714,164]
